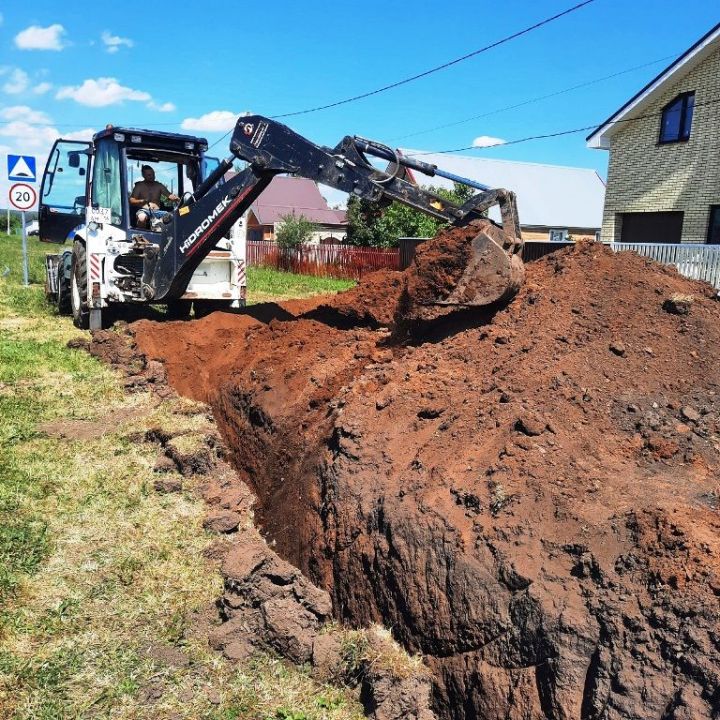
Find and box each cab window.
[42,142,89,214]
[127,159,194,207]
[92,138,123,224]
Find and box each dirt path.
[110,242,720,719]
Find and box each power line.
[390,54,678,142]
[207,1,597,151]
[5,1,600,151]
[0,50,674,142]
[405,95,720,156]
[270,0,597,119]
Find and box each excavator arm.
[143,115,524,308]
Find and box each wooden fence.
[247,241,400,280]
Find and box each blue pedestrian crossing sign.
[7,154,37,183]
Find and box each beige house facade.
[588,22,720,245]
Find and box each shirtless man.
[130,165,179,228]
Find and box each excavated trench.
[131,241,720,719]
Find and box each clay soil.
[128,241,720,719]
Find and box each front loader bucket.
[401,219,524,322]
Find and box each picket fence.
[247,241,400,280]
[611,242,720,289]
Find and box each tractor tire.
[166,300,192,320]
[70,240,90,330]
[56,253,72,315]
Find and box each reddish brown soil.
[131,243,720,719]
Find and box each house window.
[548,229,568,242]
[659,92,695,144]
[708,206,720,245]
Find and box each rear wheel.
[70,240,90,329]
[56,252,72,315]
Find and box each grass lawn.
[0,233,362,719]
[247,267,354,305]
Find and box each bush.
[275,213,315,249]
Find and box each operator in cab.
[130,165,179,228]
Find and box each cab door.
[39,140,92,244]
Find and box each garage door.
[620,212,684,244]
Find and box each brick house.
[587,22,720,244]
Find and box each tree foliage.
[275,213,315,249]
[345,183,480,248]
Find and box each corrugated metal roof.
[250,175,347,226]
[400,151,606,229]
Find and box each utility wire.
[390,54,678,141]
[271,0,596,119]
[0,51,673,143]
[405,95,720,156]
[207,0,597,151]
[3,2,599,152]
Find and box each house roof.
[247,175,347,226]
[400,151,606,229]
[586,21,720,150]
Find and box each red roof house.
[243,175,348,243]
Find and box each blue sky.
[0,0,718,205]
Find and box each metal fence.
[611,242,720,289]
[247,241,400,280]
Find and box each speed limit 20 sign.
[9,182,37,211]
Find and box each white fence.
[611,242,720,289]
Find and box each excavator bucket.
[401,219,524,322]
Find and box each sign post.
[6,155,37,287]
[21,211,28,286]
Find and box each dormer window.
[659,92,695,144]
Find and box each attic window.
[659,92,695,144]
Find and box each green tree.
[345,182,480,248]
[275,213,315,249]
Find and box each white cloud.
[32,82,52,95]
[181,110,246,132]
[472,135,506,148]
[101,31,134,54]
[0,110,94,201]
[147,100,176,112]
[0,105,52,124]
[15,24,67,51]
[0,120,62,151]
[3,68,30,94]
[64,128,95,142]
[56,77,151,107]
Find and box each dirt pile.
[126,242,720,718]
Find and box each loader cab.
[39,127,212,243]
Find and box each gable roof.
[400,151,605,229]
[248,175,347,226]
[587,21,720,150]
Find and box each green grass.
[0,233,363,719]
[0,233,356,309]
[247,266,354,304]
